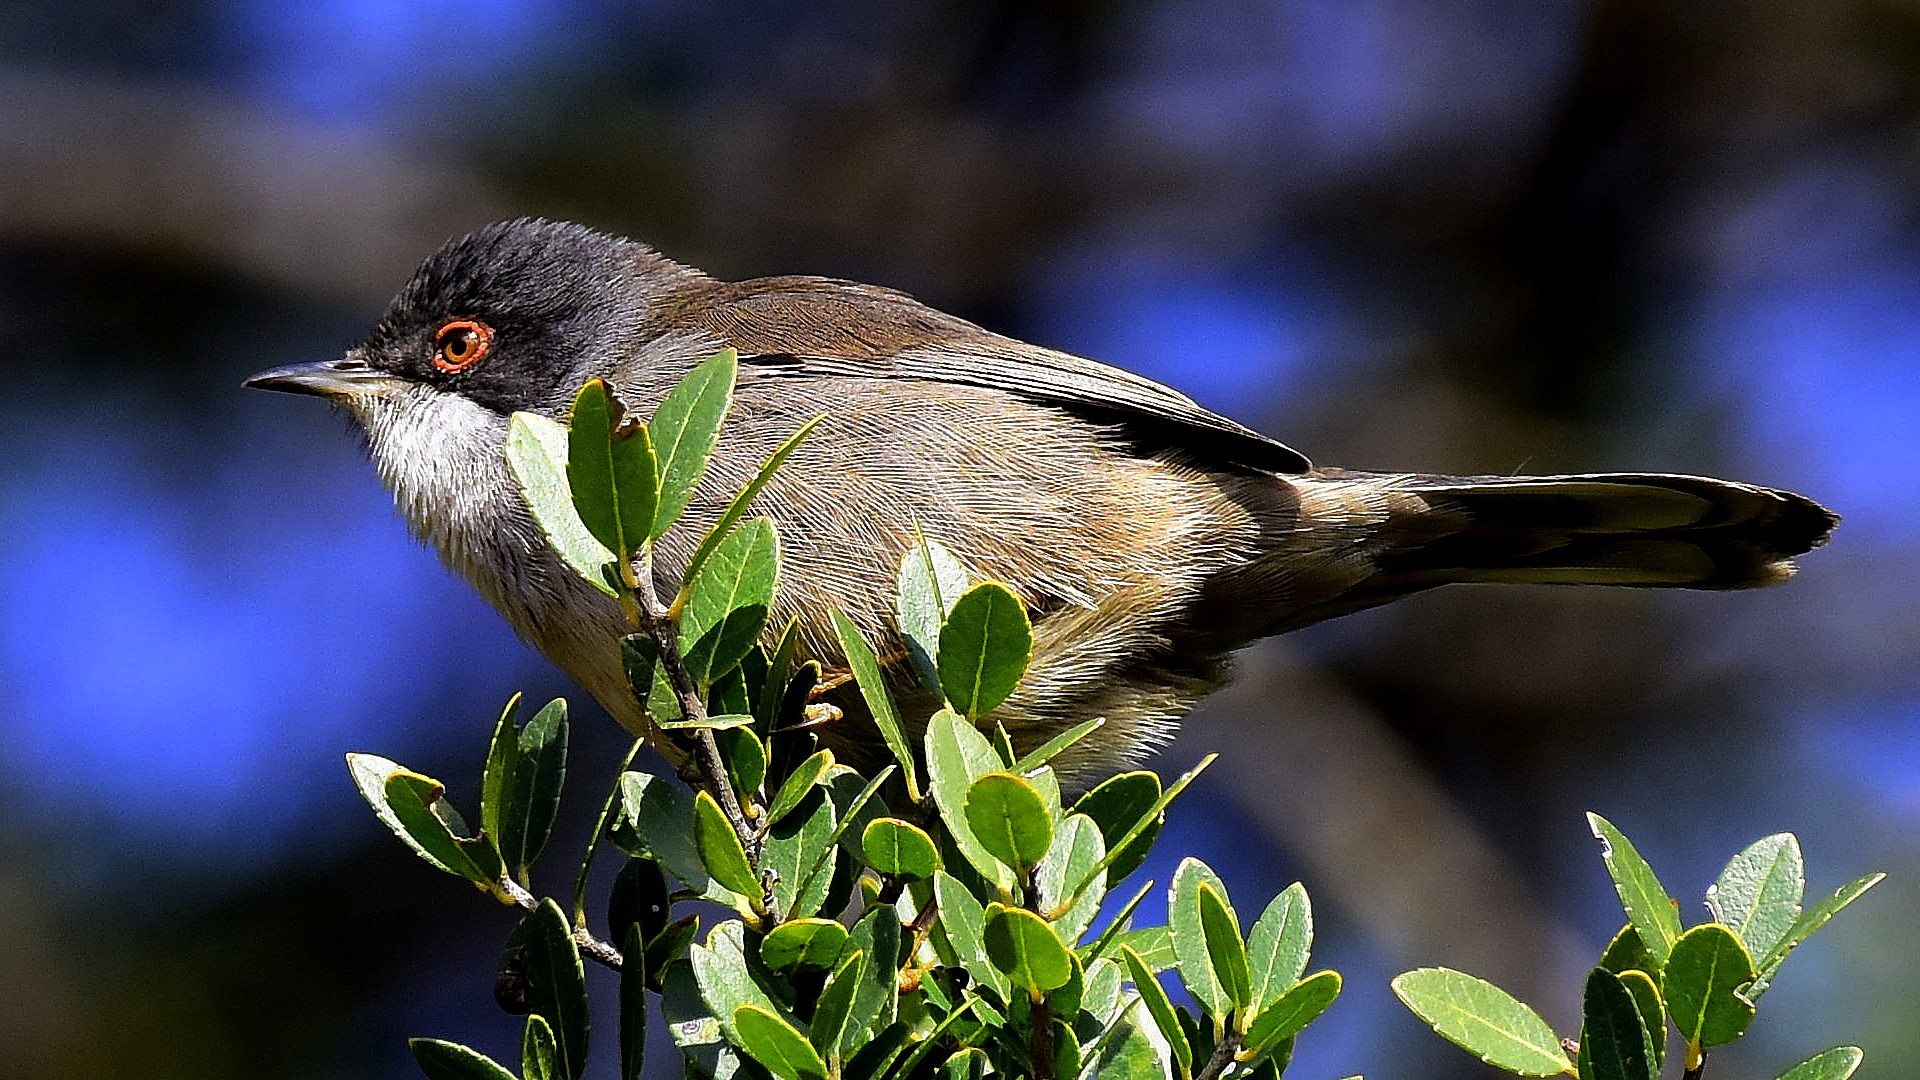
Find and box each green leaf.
[692,790,762,909]
[985,903,1074,993]
[1244,970,1341,1054]
[828,607,920,802]
[758,617,802,733]
[502,699,568,879]
[936,582,1033,717]
[377,765,504,888]
[897,537,971,697]
[480,694,521,867]
[766,749,835,826]
[348,754,462,877]
[809,948,865,1060]
[1196,881,1252,1016]
[617,772,718,896]
[760,918,849,972]
[1034,814,1106,944]
[1663,924,1756,1049]
[1086,1011,1169,1080]
[937,1047,990,1080]
[1391,967,1573,1076]
[1616,968,1665,1070]
[643,915,700,991]
[1082,877,1155,965]
[1169,858,1233,1019]
[649,349,737,538]
[717,727,767,798]
[761,785,837,919]
[791,766,893,909]
[619,925,647,1080]
[1752,872,1884,999]
[522,1013,559,1080]
[688,921,788,1052]
[619,635,682,723]
[934,870,1009,1001]
[1598,924,1659,982]
[682,414,822,604]
[1707,833,1805,964]
[1011,717,1106,774]
[408,1039,518,1080]
[660,956,743,1079]
[926,709,1017,890]
[965,771,1055,873]
[1246,882,1312,1011]
[680,516,778,686]
[1070,771,1162,884]
[839,907,902,1056]
[1588,813,1682,964]
[522,899,591,1080]
[862,817,940,879]
[1774,1046,1864,1080]
[608,858,671,963]
[732,1004,827,1080]
[1581,968,1658,1080]
[1059,755,1214,913]
[1121,945,1192,1075]
[566,378,657,561]
[505,411,618,595]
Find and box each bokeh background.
[3,1,1916,1076]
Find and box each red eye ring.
[434,319,493,373]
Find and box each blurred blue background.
[2,1,1915,1076]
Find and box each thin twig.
[501,878,625,972]
[1192,1027,1243,1080]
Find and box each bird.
[247,217,1837,782]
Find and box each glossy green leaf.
[761,786,836,919]
[649,349,736,538]
[680,516,778,686]
[480,694,521,867]
[985,903,1074,993]
[809,948,864,1059]
[936,582,1032,717]
[659,956,742,1079]
[1082,877,1155,964]
[688,922,787,1051]
[937,1047,990,1080]
[1011,717,1106,774]
[502,698,567,879]
[348,754,461,877]
[1588,813,1682,963]
[1774,1046,1864,1080]
[619,635,682,723]
[505,411,619,595]
[1391,967,1572,1076]
[619,925,646,1080]
[379,766,504,888]
[566,378,657,561]
[1060,756,1213,906]
[1581,967,1657,1080]
[681,414,821,598]
[1071,771,1162,884]
[897,537,971,697]
[1246,882,1312,1011]
[733,1004,827,1080]
[1598,923,1660,982]
[839,907,902,1057]
[1197,881,1251,1015]
[652,712,756,732]
[643,915,700,991]
[692,790,762,909]
[934,870,1009,1001]
[717,727,767,799]
[521,1013,558,1080]
[1663,924,1756,1048]
[1244,970,1341,1054]
[1617,968,1665,1070]
[1708,833,1805,964]
[608,858,671,962]
[862,817,940,879]
[1752,872,1884,999]
[408,1039,518,1080]
[1169,858,1233,1018]
[1121,945,1192,1075]
[760,918,848,972]
[1034,814,1106,943]
[522,899,591,1080]
[1086,1011,1168,1080]
[766,749,834,826]
[758,617,802,733]
[927,709,1017,890]
[618,772,716,895]
[965,771,1054,873]
[828,607,920,802]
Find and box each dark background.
[2,1,1915,1077]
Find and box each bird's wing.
[667,275,1312,474]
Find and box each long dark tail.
[1335,469,1839,592]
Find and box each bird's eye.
[434,319,493,373]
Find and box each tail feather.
[1322,470,1838,592]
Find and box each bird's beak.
[244,356,400,400]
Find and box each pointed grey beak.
[244,356,400,399]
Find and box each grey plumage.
[248,218,1837,781]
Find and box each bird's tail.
[1333,469,1838,591]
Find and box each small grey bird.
[248,218,1836,780]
